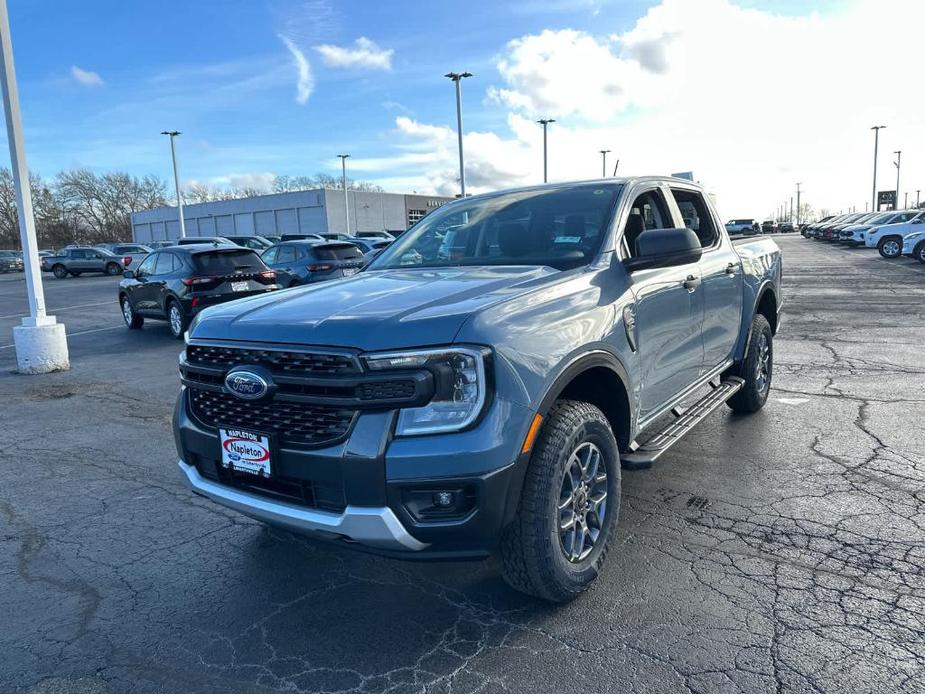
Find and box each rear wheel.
[878,237,902,259]
[52,264,67,279]
[120,296,143,329]
[727,314,772,413]
[167,300,188,340]
[105,262,122,276]
[500,400,621,602]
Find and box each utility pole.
[917,190,921,207]
[445,72,471,197]
[537,119,554,183]
[871,125,886,211]
[789,197,793,223]
[161,131,186,238]
[893,150,901,210]
[904,191,908,208]
[337,154,350,235]
[1,0,68,372]
[796,182,802,225]
[599,149,610,178]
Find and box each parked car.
[901,228,925,263]
[174,176,782,602]
[356,231,396,241]
[724,219,759,235]
[280,233,325,242]
[761,220,777,234]
[778,221,795,233]
[96,243,153,270]
[807,214,848,239]
[220,235,274,250]
[176,236,235,246]
[119,245,280,339]
[41,247,126,278]
[838,210,919,246]
[866,210,925,257]
[0,249,24,273]
[260,240,365,287]
[317,232,353,242]
[802,216,833,237]
[819,213,867,241]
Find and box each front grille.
[186,344,359,375]
[190,389,356,448]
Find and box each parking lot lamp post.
[537,119,554,182]
[904,192,908,208]
[1,0,69,372]
[870,125,886,211]
[893,151,901,210]
[161,131,186,238]
[445,72,471,197]
[599,149,610,178]
[796,183,802,225]
[917,190,921,207]
[337,154,350,235]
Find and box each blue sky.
[3,0,920,216]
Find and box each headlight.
[869,227,880,235]
[364,346,489,435]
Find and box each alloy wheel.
[883,240,900,257]
[755,331,771,393]
[169,305,183,336]
[558,442,608,563]
[121,299,133,326]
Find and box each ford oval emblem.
[224,369,271,400]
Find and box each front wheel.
[106,262,122,276]
[914,241,925,264]
[167,301,188,340]
[727,314,772,413]
[878,237,902,259]
[120,296,143,329]
[52,264,67,279]
[500,400,621,602]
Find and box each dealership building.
[131,189,454,243]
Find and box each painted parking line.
[0,324,122,349]
[0,300,116,320]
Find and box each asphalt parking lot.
[1,236,924,694]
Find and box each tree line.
[0,169,385,250]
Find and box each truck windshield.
[369,184,622,271]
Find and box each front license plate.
[231,281,249,292]
[219,428,272,477]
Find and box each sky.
[1,0,923,219]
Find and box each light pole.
[870,125,886,211]
[893,150,901,210]
[1,0,69,373]
[796,182,802,225]
[161,131,186,238]
[599,149,610,178]
[445,71,471,197]
[537,119,554,183]
[917,190,921,207]
[337,154,350,235]
[904,192,908,208]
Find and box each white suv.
[901,227,925,263]
[841,210,918,246]
[864,210,925,258]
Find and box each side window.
[622,189,673,257]
[277,246,296,263]
[670,189,718,248]
[154,252,175,275]
[261,247,278,264]
[137,254,157,277]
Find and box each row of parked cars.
[800,209,925,261]
[724,218,798,236]
[115,232,396,338]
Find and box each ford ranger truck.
[174,177,782,602]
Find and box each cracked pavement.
[1,236,923,693]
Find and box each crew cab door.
[668,186,744,371]
[622,186,705,421]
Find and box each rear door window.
[193,250,266,275]
[276,246,296,264]
[154,253,176,275]
[670,188,719,248]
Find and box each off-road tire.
[500,400,621,603]
[52,264,67,279]
[120,295,143,329]
[878,236,902,259]
[167,300,188,340]
[727,313,772,413]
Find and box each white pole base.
[13,320,69,374]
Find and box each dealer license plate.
[219,428,272,477]
[342,268,358,277]
[231,281,249,292]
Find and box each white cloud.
[70,65,103,87]
[315,37,393,70]
[374,0,925,216]
[278,35,314,104]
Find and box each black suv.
[118,245,280,339]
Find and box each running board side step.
[621,377,745,471]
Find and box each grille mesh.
[187,344,358,374]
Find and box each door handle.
[682,275,701,291]
[725,262,738,275]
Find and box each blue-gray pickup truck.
[174,176,782,602]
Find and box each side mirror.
[123,270,135,278]
[623,228,703,272]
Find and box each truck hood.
[190,265,558,350]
